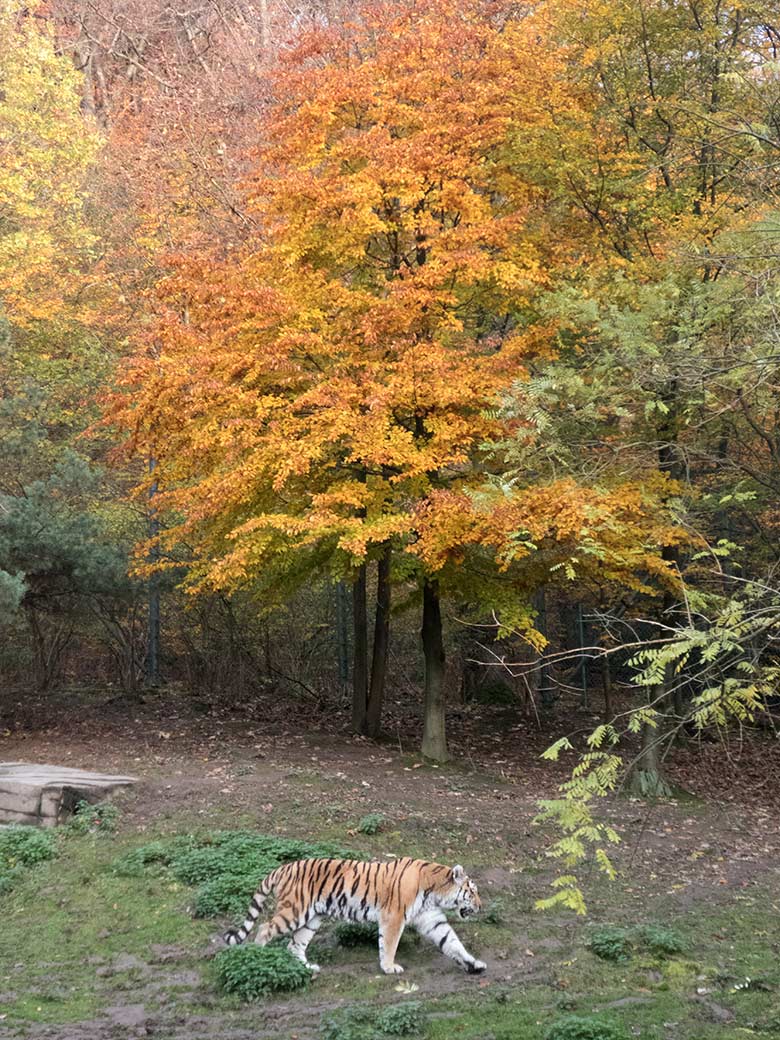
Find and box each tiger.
[223,856,487,977]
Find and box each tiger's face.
[441,865,482,919]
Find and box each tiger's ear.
[452,864,465,882]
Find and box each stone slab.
[0,763,137,827]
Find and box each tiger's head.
[440,864,482,919]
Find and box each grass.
[0,832,212,1025]
[0,779,777,1039]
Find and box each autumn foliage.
[3,0,780,920]
[0,1,97,323]
[108,0,684,758]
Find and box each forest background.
[2,0,780,903]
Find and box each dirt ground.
[1,687,779,1039]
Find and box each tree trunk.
[351,563,369,733]
[145,456,161,688]
[577,603,589,708]
[335,580,349,692]
[366,547,391,738]
[602,651,614,723]
[629,663,674,797]
[26,608,71,692]
[533,587,555,711]
[421,578,448,762]
[630,384,683,793]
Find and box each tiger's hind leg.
[412,910,486,974]
[288,914,322,973]
[254,905,297,946]
[378,911,405,974]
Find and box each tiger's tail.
[223,870,278,945]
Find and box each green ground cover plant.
[113,829,352,921]
[320,1000,425,1040]
[357,814,385,836]
[64,799,120,836]
[0,824,57,895]
[587,923,686,962]
[545,1016,628,1040]
[214,943,312,999]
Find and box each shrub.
[587,927,632,963]
[333,922,419,950]
[65,800,120,836]
[214,944,312,1000]
[205,831,348,863]
[357,814,385,836]
[635,924,685,957]
[334,922,381,947]
[193,873,265,918]
[173,847,279,887]
[586,923,686,963]
[113,837,199,877]
[375,1002,424,1036]
[113,830,354,920]
[0,864,24,896]
[0,825,57,868]
[320,1002,426,1040]
[545,1016,628,1040]
[168,831,347,887]
[0,825,58,898]
[320,1007,375,1040]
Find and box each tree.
[505,0,780,911]
[0,1,98,324]
[0,3,152,693]
[510,0,780,793]
[113,0,680,758]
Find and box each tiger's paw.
[381,963,405,975]
[466,959,487,975]
[307,963,321,974]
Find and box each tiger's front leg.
[378,911,405,974]
[413,910,486,974]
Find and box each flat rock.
[0,762,136,827]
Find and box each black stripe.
[332,875,346,899]
[396,860,413,887]
[315,864,333,904]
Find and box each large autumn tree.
[115,0,678,759]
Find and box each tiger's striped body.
[224,857,486,976]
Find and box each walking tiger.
[224,856,487,976]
